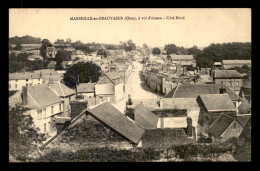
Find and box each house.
[107,49,126,58]
[213,70,243,94]
[222,60,251,69]
[239,79,251,105]
[21,84,66,135]
[48,81,76,117]
[166,54,196,67]
[95,72,124,103]
[164,83,241,109]
[86,102,145,145]
[71,50,86,61]
[207,113,244,142]
[26,49,41,56]
[141,117,196,148]
[196,94,237,137]
[76,83,95,99]
[46,47,57,58]
[32,69,63,83]
[9,72,43,91]
[27,54,43,61]
[133,103,159,129]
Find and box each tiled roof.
[134,103,159,129]
[222,60,251,65]
[27,84,62,108]
[9,72,41,80]
[214,70,242,78]
[165,83,240,101]
[87,102,145,144]
[198,94,236,112]
[49,82,76,97]
[207,114,235,138]
[76,83,95,93]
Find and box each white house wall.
[9,78,43,91]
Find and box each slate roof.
[134,103,159,129]
[142,127,196,147]
[49,82,76,97]
[76,83,95,93]
[160,98,200,110]
[27,84,63,109]
[96,74,114,84]
[165,83,240,101]
[236,115,251,127]
[238,100,251,114]
[9,72,42,80]
[46,47,56,52]
[214,70,242,78]
[207,114,235,138]
[169,55,193,60]
[242,79,251,88]
[198,94,236,112]
[87,102,145,144]
[153,109,187,117]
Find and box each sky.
[9,8,251,48]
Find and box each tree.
[97,49,107,58]
[54,51,64,70]
[9,105,47,161]
[152,47,161,55]
[164,44,178,55]
[14,43,23,51]
[40,39,52,58]
[63,62,102,88]
[127,39,136,51]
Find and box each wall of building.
[215,78,243,94]
[115,83,124,102]
[9,78,43,91]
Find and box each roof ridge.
[172,83,180,98]
[58,82,65,97]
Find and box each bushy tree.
[63,62,102,88]
[152,47,161,55]
[9,105,47,161]
[14,43,23,51]
[40,39,52,58]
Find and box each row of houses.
[214,60,251,69]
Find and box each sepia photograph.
[9,8,251,162]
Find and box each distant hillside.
[9,35,42,44]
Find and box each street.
[112,60,162,113]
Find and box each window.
[26,83,28,87]
[51,106,54,114]
[38,83,40,84]
[236,81,239,87]
[26,79,28,81]
[29,83,32,86]
[43,108,46,118]
[15,79,18,82]
[59,103,61,112]
[37,110,42,120]
[229,81,232,87]
[15,84,17,88]
[44,123,46,132]
[233,122,236,128]
[9,84,11,88]
[38,78,40,81]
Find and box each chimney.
[219,82,226,94]
[187,117,193,138]
[22,86,28,106]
